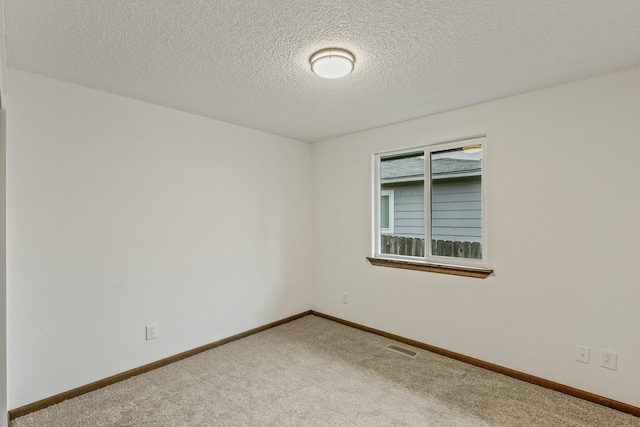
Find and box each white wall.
[6,69,312,408]
[311,66,640,407]
[1,2,9,423]
[0,108,7,427]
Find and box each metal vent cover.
[385,344,417,358]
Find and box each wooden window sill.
[366,257,493,278]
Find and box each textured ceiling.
[5,1,640,142]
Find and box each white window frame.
[380,190,394,234]
[373,136,488,269]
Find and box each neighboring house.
[380,155,481,244]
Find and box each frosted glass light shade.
[310,48,355,79]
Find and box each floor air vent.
[385,344,417,358]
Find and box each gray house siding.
[431,178,481,243]
[384,182,424,237]
[382,177,481,242]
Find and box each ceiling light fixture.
[310,48,355,79]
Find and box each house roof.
[381,157,480,184]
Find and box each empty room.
[1,1,640,426]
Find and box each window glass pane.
[430,145,482,259]
[380,195,390,229]
[379,152,425,256]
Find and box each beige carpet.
[11,315,640,426]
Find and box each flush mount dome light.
[310,48,355,78]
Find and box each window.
[371,137,490,275]
[380,190,394,234]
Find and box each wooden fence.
[381,235,481,259]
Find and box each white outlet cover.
[146,324,157,340]
[576,345,590,364]
[601,350,617,370]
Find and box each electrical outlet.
[601,350,617,370]
[576,345,590,363]
[146,324,157,340]
[342,293,348,304]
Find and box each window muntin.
[374,137,486,267]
